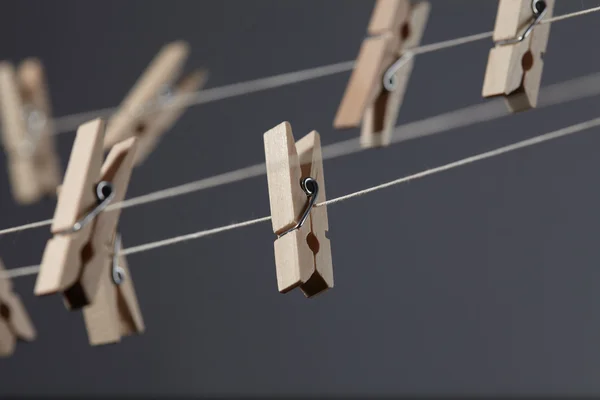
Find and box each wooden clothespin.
[82,234,144,346]
[334,0,430,148]
[263,122,333,297]
[103,41,208,165]
[0,259,36,356]
[35,118,138,313]
[482,0,554,112]
[0,59,61,204]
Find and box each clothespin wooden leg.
[83,234,145,346]
[361,1,430,148]
[0,260,36,356]
[36,119,139,311]
[264,122,333,298]
[482,0,555,112]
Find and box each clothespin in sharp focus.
[264,122,333,297]
[0,59,61,204]
[482,0,554,112]
[35,119,135,304]
[82,234,144,346]
[103,41,208,165]
[0,259,36,356]
[334,0,431,148]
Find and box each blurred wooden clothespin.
[0,59,61,204]
[35,119,135,305]
[35,118,144,345]
[334,0,430,148]
[104,41,208,165]
[264,122,333,298]
[82,234,144,346]
[0,259,36,356]
[482,0,554,112]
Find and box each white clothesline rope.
[5,115,600,279]
[2,67,600,237]
[50,6,600,134]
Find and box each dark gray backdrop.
[0,0,599,396]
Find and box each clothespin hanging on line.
[264,122,333,298]
[34,118,144,345]
[482,0,555,112]
[0,259,36,356]
[0,59,61,204]
[82,234,144,346]
[334,0,431,148]
[35,119,135,304]
[104,41,208,165]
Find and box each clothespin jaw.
[482,0,555,112]
[0,59,61,204]
[0,259,36,356]
[334,0,430,148]
[34,118,138,310]
[264,122,333,298]
[103,41,208,165]
[83,234,145,346]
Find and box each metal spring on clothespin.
[497,0,547,46]
[277,177,319,238]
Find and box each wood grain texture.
[35,119,105,297]
[104,41,189,152]
[264,123,333,297]
[296,131,333,297]
[482,0,555,112]
[35,119,139,311]
[83,244,145,346]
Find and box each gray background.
[0,0,599,396]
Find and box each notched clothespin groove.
[264,122,333,298]
[482,0,555,112]
[334,0,431,148]
[0,259,35,356]
[104,40,208,165]
[0,58,61,204]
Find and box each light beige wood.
[361,1,430,148]
[334,1,430,148]
[296,131,333,297]
[368,0,411,35]
[132,70,208,164]
[482,0,555,112]
[83,237,145,346]
[0,259,36,357]
[264,122,333,297]
[0,59,60,204]
[104,41,204,165]
[35,118,139,311]
[35,119,105,299]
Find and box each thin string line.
[50,6,600,134]
[3,69,600,237]
[6,115,600,279]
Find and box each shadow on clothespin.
[264,122,333,298]
[35,118,144,345]
[82,234,144,346]
[35,119,135,306]
[0,59,61,205]
[482,0,555,112]
[334,0,430,148]
[104,41,208,165]
[0,259,36,356]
